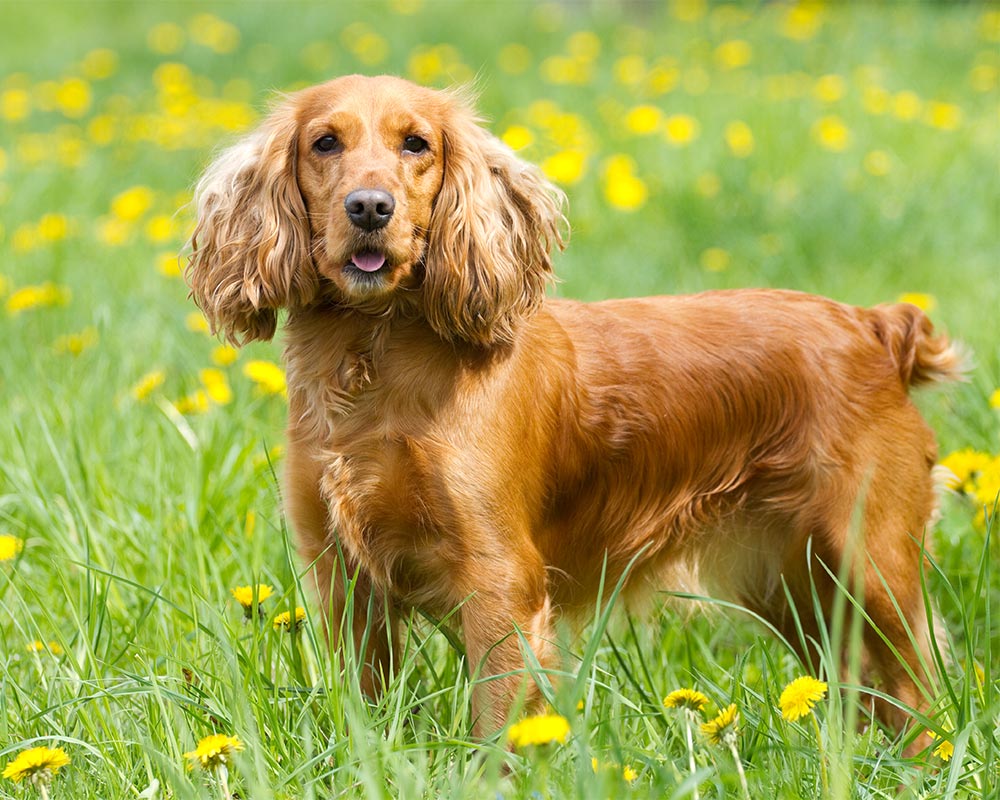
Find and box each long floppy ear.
[423,95,567,348]
[186,102,317,345]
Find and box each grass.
[1,1,999,797]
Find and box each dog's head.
[187,74,566,347]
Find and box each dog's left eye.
[403,135,429,154]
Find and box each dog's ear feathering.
[186,102,318,345]
[423,93,568,348]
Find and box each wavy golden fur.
[187,75,962,742]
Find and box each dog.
[186,74,961,741]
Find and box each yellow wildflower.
[663,688,709,712]
[664,114,699,146]
[781,2,824,41]
[231,584,274,613]
[199,368,232,405]
[972,457,1000,507]
[53,326,98,356]
[37,213,70,241]
[939,448,992,492]
[1,88,31,121]
[131,369,166,401]
[700,703,739,744]
[925,102,962,132]
[186,311,210,334]
[897,292,936,312]
[700,247,731,273]
[624,105,663,135]
[714,40,752,70]
[507,713,571,747]
[927,729,954,761]
[622,764,638,782]
[184,734,244,770]
[6,282,72,314]
[0,535,24,562]
[613,55,646,87]
[603,155,648,212]
[211,345,239,367]
[812,74,846,103]
[273,607,306,632]
[174,390,210,415]
[812,115,850,152]
[990,389,1000,410]
[779,675,828,722]
[501,125,534,151]
[111,185,154,221]
[3,746,70,784]
[671,0,706,23]
[80,48,118,80]
[145,214,178,243]
[26,640,64,656]
[725,120,754,158]
[55,78,91,118]
[188,13,241,54]
[892,91,923,122]
[244,360,287,396]
[156,252,183,277]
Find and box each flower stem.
[684,712,700,800]
[218,763,233,800]
[727,739,750,800]
[810,712,829,796]
[39,782,50,800]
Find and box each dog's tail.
[866,302,966,388]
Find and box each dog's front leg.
[461,577,555,740]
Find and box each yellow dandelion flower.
[186,311,210,334]
[183,734,244,770]
[0,535,24,562]
[53,326,98,356]
[80,48,118,80]
[927,729,954,761]
[972,457,1000,507]
[174,389,210,415]
[779,675,828,722]
[897,292,936,312]
[624,105,663,135]
[55,78,91,118]
[26,640,64,656]
[507,713,571,747]
[6,282,72,314]
[501,125,534,151]
[892,91,922,122]
[211,345,239,367]
[812,115,850,152]
[812,74,846,104]
[156,252,183,277]
[622,764,638,782]
[145,214,178,243]
[724,120,754,158]
[540,149,587,186]
[148,22,186,54]
[37,213,70,241]
[925,102,962,132]
[111,185,154,221]
[700,703,739,744]
[603,155,647,211]
[131,369,165,401]
[989,389,1000,410]
[231,584,274,610]
[781,2,824,41]
[273,606,306,632]
[664,114,700,146]
[97,216,131,246]
[199,368,232,405]
[939,448,992,491]
[664,688,709,712]
[2,88,31,121]
[714,40,752,71]
[700,247,731,273]
[243,360,287,396]
[3,746,70,784]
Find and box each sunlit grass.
[1,1,998,797]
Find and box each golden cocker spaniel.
[187,74,961,741]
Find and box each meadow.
[1,1,998,797]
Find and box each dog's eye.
[402,135,429,154]
[313,135,342,154]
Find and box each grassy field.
[1,1,998,798]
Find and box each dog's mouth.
[344,251,388,275]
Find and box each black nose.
[344,189,395,231]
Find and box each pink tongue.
[351,252,387,272]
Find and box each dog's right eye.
[313,135,342,154]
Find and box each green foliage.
[1,2,998,797]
